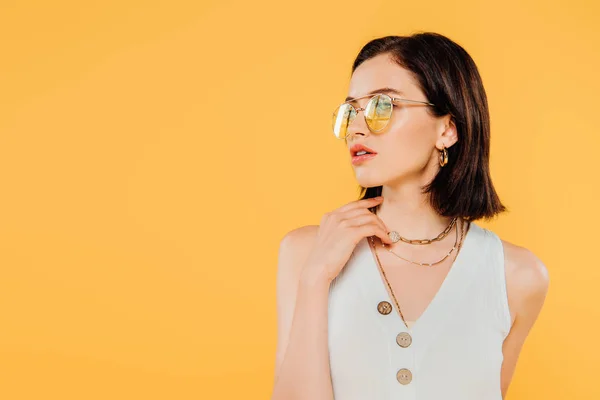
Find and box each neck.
[375,182,453,239]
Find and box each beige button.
[377,301,392,315]
[396,368,412,385]
[396,332,412,348]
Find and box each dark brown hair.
[353,32,506,221]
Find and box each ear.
[435,115,458,150]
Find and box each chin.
[354,170,386,188]
[355,165,414,189]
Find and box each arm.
[500,241,550,399]
[270,225,335,400]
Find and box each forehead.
[347,53,420,99]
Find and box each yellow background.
[0,0,598,399]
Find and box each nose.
[345,107,370,142]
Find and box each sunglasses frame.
[332,93,435,139]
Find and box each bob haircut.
[353,32,506,221]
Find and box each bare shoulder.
[275,225,321,297]
[276,224,321,293]
[501,239,550,321]
[280,225,320,252]
[278,225,320,270]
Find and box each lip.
[351,153,377,165]
[349,143,377,156]
[349,143,378,165]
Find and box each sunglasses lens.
[365,94,392,132]
[332,103,356,138]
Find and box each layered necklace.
[368,217,470,330]
[382,216,463,267]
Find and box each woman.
[271,32,549,400]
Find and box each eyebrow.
[344,87,405,102]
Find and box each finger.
[357,223,393,244]
[341,208,389,237]
[341,214,376,228]
[343,216,393,244]
[336,196,383,213]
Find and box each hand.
[302,196,393,284]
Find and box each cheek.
[353,114,438,186]
[390,107,437,144]
[383,121,436,169]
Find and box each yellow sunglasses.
[332,93,435,139]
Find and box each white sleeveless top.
[327,222,512,400]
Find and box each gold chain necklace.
[388,216,457,245]
[383,220,460,267]
[368,219,469,328]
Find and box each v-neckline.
[365,220,475,335]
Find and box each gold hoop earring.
[439,145,448,167]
